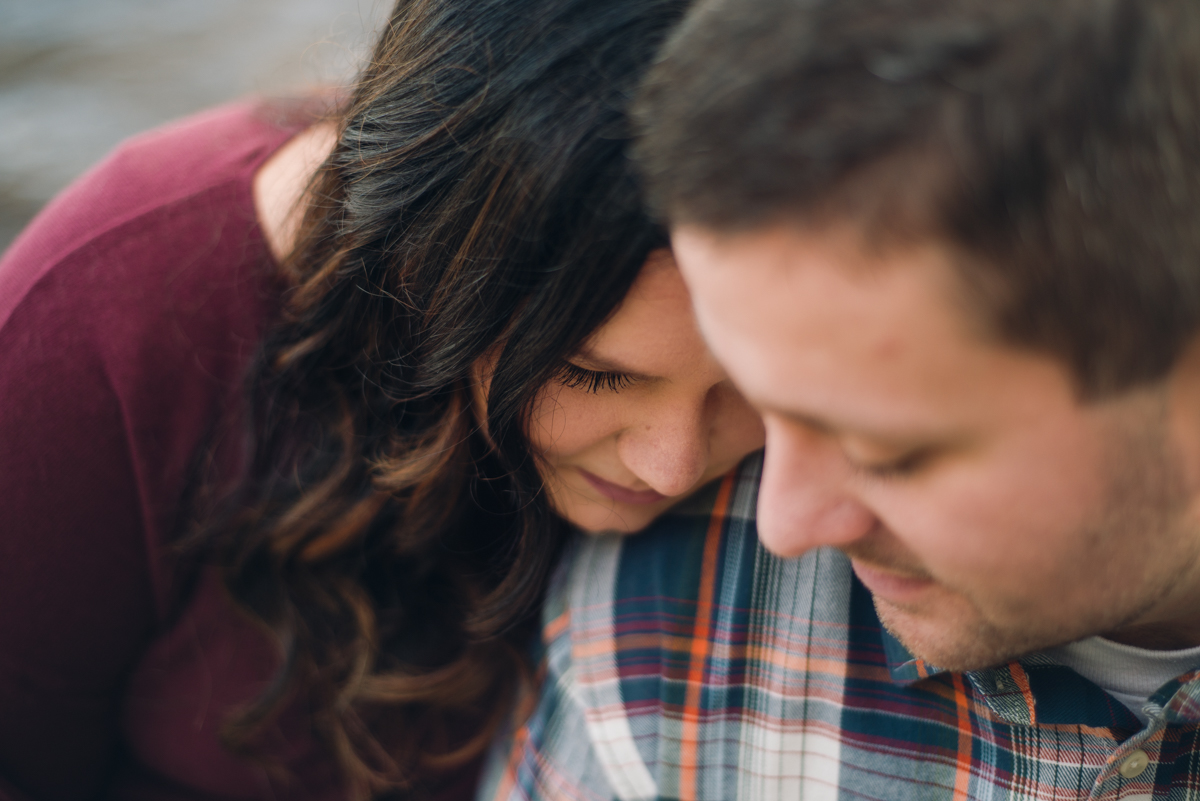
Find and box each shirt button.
[1119,749,1150,779]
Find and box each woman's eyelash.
[558,362,634,394]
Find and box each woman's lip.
[850,559,935,605]
[578,469,668,505]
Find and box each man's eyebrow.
[774,408,833,434]
[742,395,834,434]
[571,346,656,381]
[768,403,965,450]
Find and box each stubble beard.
[871,396,1200,672]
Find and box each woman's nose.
[617,396,710,497]
[755,417,877,558]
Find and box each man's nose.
[617,395,710,497]
[756,417,876,558]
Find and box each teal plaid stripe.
[481,454,1200,800]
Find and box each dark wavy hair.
[194,0,689,796]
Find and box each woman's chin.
[558,498,675,535]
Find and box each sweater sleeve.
[0,229,159,800]
[0,102,286,801]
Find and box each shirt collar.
[1151,668,1200,724]
[881,627,942,684]
[878,627,1200,729]
[868,579,1200,728]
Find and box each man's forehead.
[671,220,1078,435]
[671,220,966,343]
[671,219,1007,353]
[674,218,950,275]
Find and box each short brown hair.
[635,0,1200,396]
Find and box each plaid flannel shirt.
[480,454,1200,801]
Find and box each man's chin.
[871,596,1042,674]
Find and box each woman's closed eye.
[558,362,635,394]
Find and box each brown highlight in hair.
[186,0,692,797]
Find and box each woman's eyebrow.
[573,346,657,381]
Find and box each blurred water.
[0,0,391,251]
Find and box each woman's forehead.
[584,253,706,375]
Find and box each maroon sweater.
[0,103,477,801]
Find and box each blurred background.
[0,0,391,251]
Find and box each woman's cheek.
[528,384,626,459]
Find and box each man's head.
[635,0,1200,669]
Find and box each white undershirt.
[1042,636,1200,724]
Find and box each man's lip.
[850,559,934,604]
[578,469,668,505]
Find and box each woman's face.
[527,249,765,533]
